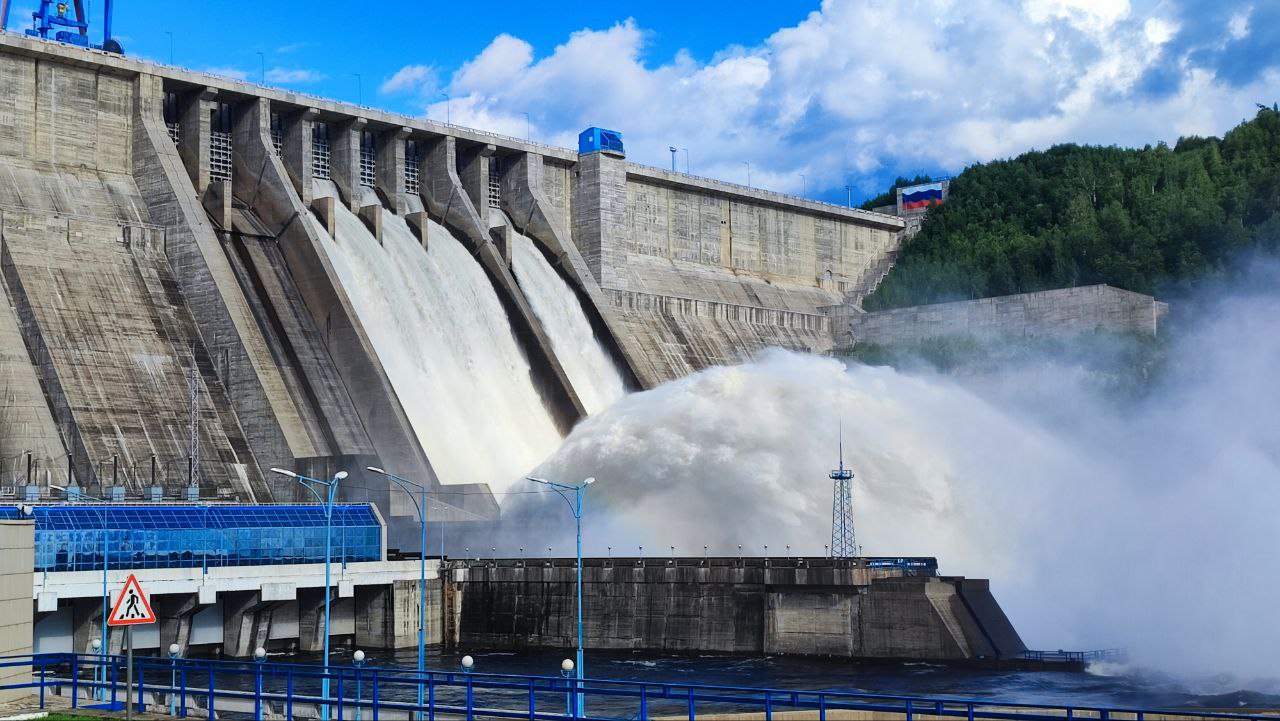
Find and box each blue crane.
[0,0,122,54]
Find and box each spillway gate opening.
[359,130,376,187]
[312,121,331,179]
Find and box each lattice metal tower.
[829,433,858,558]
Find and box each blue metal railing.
[1021,649,1127,663]
[0,653,1271,721]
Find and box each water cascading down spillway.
[310,180,603,493]
[508,230,626,415]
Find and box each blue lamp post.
[353,650,366,721]
[526,476,594,717]
[270,467,347,721]
[168,643,180,717]
[366,466,429,719]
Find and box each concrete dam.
[0,34,905,529]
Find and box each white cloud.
[399,0,1278,196]
[1226,7,1251,40]
[265,67,325,84]
[380,64,438,95]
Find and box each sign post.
[108,574,157,721]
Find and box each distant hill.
[863,106,1280,310]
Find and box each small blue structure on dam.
[578,127,625,156]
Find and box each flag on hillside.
[901,182,945,211]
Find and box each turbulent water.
[311,182,562,493]
[508,263,1280,683]
[508,231,626,414]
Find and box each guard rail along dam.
[0,34,1046,663]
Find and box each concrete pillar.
[405,211,428,247]
[492,224,514,266]
[203,178,231,230]
[154,593,200,656]
[376,127,411,213]
[422,136,487,241]
[221,590,265,658]
[296,587,328,653]
[571,149,628,289]
[177,86,217,195]
[458,143,496,219]
[330,117,367,211]
[280,107,319,204]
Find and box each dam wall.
[832,284,1169,349]
[573,156,904,384]
[0,34,904,519]
[446,558,1025,661]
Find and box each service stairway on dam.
[0,33,904,544]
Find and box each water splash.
[311,181,562,493]
[509,230,626,414]
[513,266,1280,679]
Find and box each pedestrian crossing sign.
[108,574,156,626]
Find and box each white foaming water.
[311,181,562,493]
[510,269,1280,680]
[509,231,626,414]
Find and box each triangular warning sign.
[108,574,157,626]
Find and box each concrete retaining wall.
[834,285,1169,348]
[449,559,1018,661]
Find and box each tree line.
[863,106,1280,310]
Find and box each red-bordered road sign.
[107,574,156,626]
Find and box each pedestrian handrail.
[1021,649,1127,663]
[0,652,1270,721]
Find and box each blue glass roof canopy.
[0,503,385,573]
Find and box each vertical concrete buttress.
[376,127,410,213]
[570,151,628,290]
[330,117,367,211]
[419,137,588,429]
[133,73,314,497]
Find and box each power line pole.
[829,426,857,558]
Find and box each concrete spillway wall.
[447,558,1026,661]
[0,35,904,518]
[831,284,1169,349]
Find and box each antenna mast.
[829,424,858,558]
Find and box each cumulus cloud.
[380,64,439,96]
[380,0,1278,198]
[265,67,325,84]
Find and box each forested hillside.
[863,106,1280,310]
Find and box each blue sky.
[39,0,1280,204]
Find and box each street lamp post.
[168,644,180,717]
[669,146,677,172]
[353,650,366,721]
[270,468,347,721]
[526,476,594,717]
[366,467,429,719]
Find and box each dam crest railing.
[2,653,1273,721]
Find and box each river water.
[248,647,1280,713]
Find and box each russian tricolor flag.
[901,182,944,210]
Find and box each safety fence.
[0,653,1274,721]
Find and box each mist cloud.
[503,261,1280,682]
